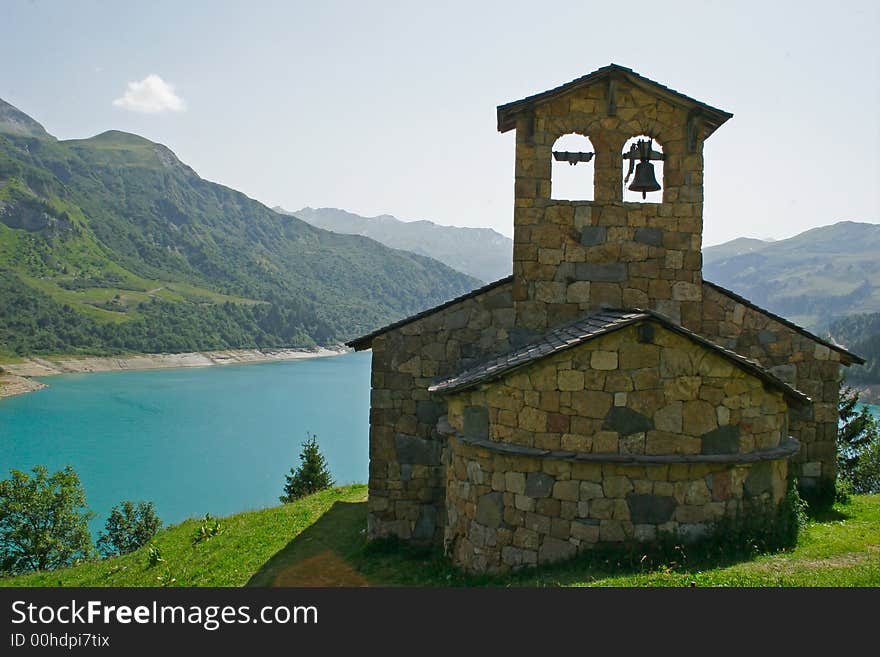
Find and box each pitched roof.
[428,308,811,407]
[345,276,513,351]
[496,63,733,136]
[346,275,864,368]
[703,280,865,365]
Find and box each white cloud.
[112,74,187,114]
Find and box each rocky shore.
[0,346,348,400]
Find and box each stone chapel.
[347,64,863,573]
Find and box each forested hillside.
[0,99,480,356]
[828,312,880,384]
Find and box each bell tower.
[496,64,732,334]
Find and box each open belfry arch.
[348,64,863,573]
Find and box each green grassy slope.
[0,105,480,356]
[3,487,878,587]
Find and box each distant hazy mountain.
[702,221,880,330]
[702,236,770,261]
[278,207,513,284]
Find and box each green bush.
[0,465,95,574]
[96,500,162,557]
[280,434,334,503]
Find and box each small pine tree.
[838,383,880,495]
[280,434,334,503]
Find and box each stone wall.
[701,283,843,491]
[445,438,791,573]
[366,281,515,543]
[440,322,795,572]
[511,78,708,334]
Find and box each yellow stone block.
[591,350,618,370]
[558,369,585,391]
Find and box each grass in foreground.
[1,486,367,587]
[3,488,878,587]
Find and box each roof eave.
[496,64,733,135]
[702,280,866,366]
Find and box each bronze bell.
[628,161,661,198]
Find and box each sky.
[3,0,878,246]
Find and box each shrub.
[0,465,95,574]
[97,501,162,557]
[280,433,334,503]
[147,543,164,568]
[707,474,807,556]
[191,514,223,546]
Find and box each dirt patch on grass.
[272,551,370,587]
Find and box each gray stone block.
[525,472,555,498]
[701,425,740,455]
[634,227,663,246]
[744,462,773,497]
[395,433,439,466]
[575,262,627,282]
[603,406,654,436]
[475,492,504,528]
[416,400,443,425]
[463,405,489,439]
[553,262,576,283]
[580,225,607,246]
[626,494,677,524]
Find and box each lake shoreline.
[0,346,349,400]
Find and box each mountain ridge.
[279,206,513,284]
[702,221,880,331]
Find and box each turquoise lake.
[0,351,372,534]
